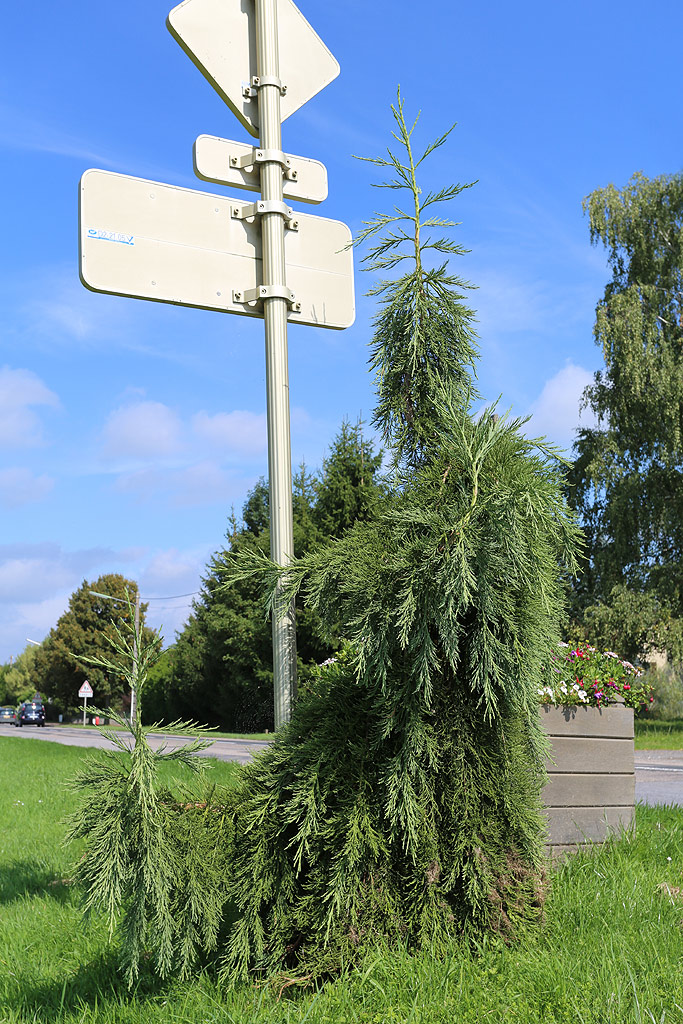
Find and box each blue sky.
[1,0,682,662]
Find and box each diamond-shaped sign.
[167,0,340,138]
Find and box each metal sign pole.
[83,0,354,728]
[83,695,88,728]
[130,590,140,724]
[255,0,297,728]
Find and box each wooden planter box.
[539,703,635,858]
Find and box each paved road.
[4,726,683,805]
[0,723,270,765]
[635,750,683,806]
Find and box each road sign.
[78,681,93,698]
[167,0,339,137]
[193,135,327,204]
[80,0,351,730]
[79,169,354,329]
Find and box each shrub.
[217,96,581,984]
[645,663,683,720]
[66,602,232,986]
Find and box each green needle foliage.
[219,96,581,983]
[65,601,233,987]
[355,94,479,470]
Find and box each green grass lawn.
[2,735,683,1023]
[635,718,683,750]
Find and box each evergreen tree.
[220,96,580,981]
[313,419,385,536]
[569,172,683,656]
[167,427,385,731]
[168,496,276,732]
[66,604,230,986]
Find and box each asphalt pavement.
[0,723,269,765]
[3,724,683,805]
[634,750,683,806]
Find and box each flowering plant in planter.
[539,643,654,710]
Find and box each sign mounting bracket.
[231,200,299,230]
[242,74,287,99]
[233,284,301,311]
[229,147,299,181]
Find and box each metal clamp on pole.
[232,285,302,312]
[229,148,298,180]
[242,74,287,98]
[255,149,298,181]
[231,200,299,230]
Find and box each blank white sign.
[79,169,354,330]
[193,135,328,204]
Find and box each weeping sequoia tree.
[69,98,580,985]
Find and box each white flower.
[572,683,580,691]
[560,685,568,694]
[578,690,587,700]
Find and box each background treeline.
[566,172,683,682]
[0,421,384,729]
[143,419,385,731]
[5,172,683,725]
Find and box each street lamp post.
[88,589,141,722]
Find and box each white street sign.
[78,681,94,698]
[79,169,354,330]
[167,0,339,137]
[193,135,327,204]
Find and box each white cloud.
[93,395,316,507]
[113,460,256,508]
[526,363,597,448]
[141,548,206,592]
[0,542,146,659]
[0,367,60,447]
[0,542,214,658]
[0,543,139,605]
[0,468,54,508]
[101,401,184,460]
[0,592,73,660]
[36,299,95,341]
[474,270,547,335]
[192,409,267,456]
[139,547,212,641]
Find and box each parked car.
[0,706,16,725]
[15,701,45,727]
